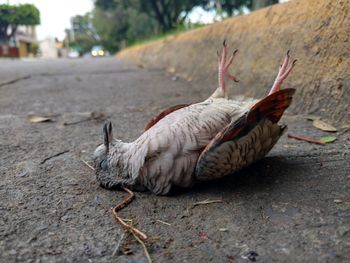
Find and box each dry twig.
[80,158,149,258]
[112,232,125,258]
[192,199,223,207]
[131,231,152,263]
[156,219,171,226]
[111,187,148,241]
[40,150,69,164]
[81,159,95,171]
[287,132,325,145]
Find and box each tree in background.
[251,0,279,11]
[69,13,99,54]
[206,0,279,17]
[204,0,252,17]
[94,0,210,33]
[92,5,129,52]
[137,0,209,32]
[0,4,40,44]
[30,42,39,56]
[93,1,158,52]
[93,0,209,52]
[91,0,280,53]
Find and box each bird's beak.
[103,121,113,152]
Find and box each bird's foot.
[269,51,297,95]
[217,40,238,97]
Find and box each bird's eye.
[100,159,108,171]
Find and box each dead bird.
[93,41,296,195]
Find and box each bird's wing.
[195,88,295,181]
[144,104,191,131]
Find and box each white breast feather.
[124,98,255,194]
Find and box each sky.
[0,0,94,40]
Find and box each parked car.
[91,45,107,57]
[68,50,80,58]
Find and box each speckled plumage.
[93,43,296,195]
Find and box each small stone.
[95,196,101,205]
[35,224,48,231]
[242,251,259,262]
[61,214,72,222]
[15,161,34,177]
[16,170,29,177]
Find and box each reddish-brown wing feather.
[144,104,191,131]
[247,88,295,124]
[221,88,295,143]
[200,88,295,153]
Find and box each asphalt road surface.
[0,57,349,262]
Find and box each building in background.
[0,45,19,57]
[0,3,40,58]
[15,25,38,57]
[39,37,69,59]
[39,37,58,58]
[0,25,38,58]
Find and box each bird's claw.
[217,41,238,96]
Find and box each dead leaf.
[313,119,337,132]
[28,115,52,123]
[319,136,337,144]
[306,115,321,121]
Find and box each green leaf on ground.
[319,136,337,144]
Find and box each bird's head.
[93,122,128,189]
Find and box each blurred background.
[0,0,285,59]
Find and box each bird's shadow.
[170,156,297,197]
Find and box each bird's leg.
[217,40,238,97]
[269,51,297,95]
